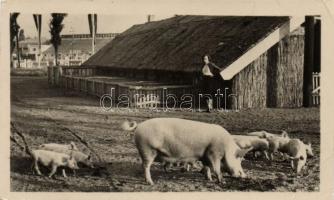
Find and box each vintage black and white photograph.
[7,10,323,193]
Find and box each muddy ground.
[10,76,320,192]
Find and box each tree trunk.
[16,33,20,68]
[55,46,58,66]
[10,52,13,68]
[10,42,13,68]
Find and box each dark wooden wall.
[95,67,194,84]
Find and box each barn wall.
[231,33,304,109]
[231,52,268,109]
[95,67,194,84]
[275,35,304,107]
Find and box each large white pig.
[122,118,250,185]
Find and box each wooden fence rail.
[312,72,320,106]
[60,75,193,108]
[48,66,97,87]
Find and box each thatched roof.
[83,15,290,73]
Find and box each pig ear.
[236,147,253,158]
[62,157,68,164]
[262,131,267,138]
[281,131,289,138]
[70,142,76,150]
[69,151,74,160]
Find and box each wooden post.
[92,80,95,96]
[314,19,321,73]
[85,79,88,94]
[303,16,315,107]
[54,66,59,86]
[102,81,105,95]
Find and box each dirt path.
[10,76,320,192]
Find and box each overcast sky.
[17,13,173,38]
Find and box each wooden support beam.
[303,16,315,107]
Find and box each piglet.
[232,135,269,160]
[39,142,94,169]
[278,139,313,174]
[31,149,79,178]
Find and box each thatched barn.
[77,15,307,109]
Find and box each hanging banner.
[33,14,42,67]
[88,13,98,45]
[94,14,97,36]
[33,14,42,43]
[88,14,92,36]
[88,14,97,36]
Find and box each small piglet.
[39,142,94,169]
[232,135,269,160]
[278,139,313,174]
[31,149,79,178]
[247,130,288,139]
[266,131,291,160]
[39,142,79,151]
[162,160,198,173]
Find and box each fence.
[312,72,320,106]
[133,94,160,108]
[61,66,96,77]
[60,75,193,108]
[48,66,97,86]
[13,59,49,69]
[47,66,62,86]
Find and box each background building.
[12,38,50,68]
[42,33,118,66]
[12,33,118,68]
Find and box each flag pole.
[92,14,95,55]
[38,15,41,68]
[33,14,42,68]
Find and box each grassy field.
[11,68,47,76]
[10,76,320,192]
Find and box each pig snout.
[299,158,306,172]
[307,150,314,158]
[225,160,247,178]
[86,162,95,169]
[69,161,79,170]
[296,162,304,174]
[82,159,95,169]
[239,170,247,178]
[231,169,247,178]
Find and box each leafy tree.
[10,13,20,68]
[49,13,67,66]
